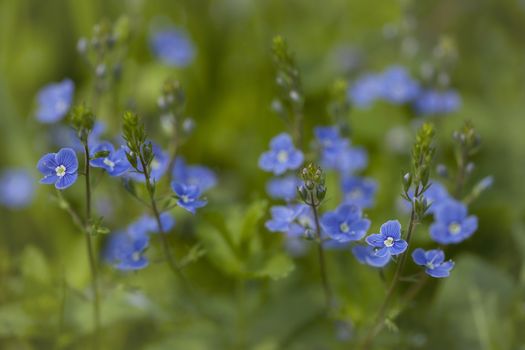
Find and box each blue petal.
[425,249,445,265]
[55,173,77,190]
[56,148,78,173]
[37,153,58,174]
[380,220,401,239]
[412,248,427,266]
[40,174,59,185]
[389,240,407,255]
[270,133,294,150]
[366,234,385,248]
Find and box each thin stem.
[83,142,101,347]
[454,146,468,198]
[360,188,420,350]
[167,126,179,184]
[310,193,333,310]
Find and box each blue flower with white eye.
[348,73,384,108]
[0,169,35,209]
[366,220,407,257]
[128,212,176,237]
[352,245,391,268]
[321,204,371,243]
[172,157,217,192]
[89,142,130,177]
[341,176,377,209]
[265,204,313,237]
[266,175,300,201]
[37,148,78,190]
[429,199,478,244]
[379,66,420,104]
[150,27,195,67]
[412,89,461,116]
[104,230,149,271]
[412,248,454,278]
[259,133,304,175]
[35,79,74,123]
[171,183,207,214]
[127,143,169,183]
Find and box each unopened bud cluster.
[297,163,326,207]
[69,103,95,145]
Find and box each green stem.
[83,142,101,348]
[310,193,333,310]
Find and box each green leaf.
[253,253,295,280]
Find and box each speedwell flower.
[352,245,391,268]
[35,79,74,123]
[321,204,370,243]
[429,199,478,244]
[265,204,313,237]
[259,133,304,175]
[127,143,169,182]
[105,230,149,271]
[171,183,207,214]
[265,175,300,201]
[341,176,377,209]
[172,157,217,192]
[90,141,130,176]
[37,148,78,190]
[412,248,454,278]
[0,169,35,209]
[150,27,195,67]
[365,220,407,257]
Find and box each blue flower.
[265,204,313,237]
[365,220,407,257]
[314,126,368,175]
[172,157,217,192]
[341,176,377,209]
[402,181,451,214]
[104,230,149,271]
[412,248,454,278]
[0,169,35,209]
[259,133,304,175]
[127,143,169,183]
[37,148,78,190]
[348,73,384,108]
[89,141,130,176]
[171,183,207,214]
[352,245,391,268]
[429,199,478,244]
[128,212,176,237]
[413,89,461,116]
[35,79,74,123]
[266,175,300,201]
[379,66,420,104]
[321,204,371,243]
[150,27,195,67]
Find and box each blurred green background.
[1,0,525,349]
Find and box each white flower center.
[181,195,190,203]
[448,222,461,235]
[151,159,160,170]
[103,158,115,170]
[55,165,67,177]
[132,251,141,261]
[384,237,394,247]
[348,188,363,200]
[426,262,435,269]
[339,222,350,233]
[55,99,67,113]
[277,150,289,163]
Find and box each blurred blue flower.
[37,148,78,190]
[259,133,304,175]
[105,230,149,271]
[50,122,106,152]
[412,89,461,116]
[402,181,451,214]
[341,176,377,208]
[127,143,169,182]
[380,66,420,104]
[128,212,176,237]
[172,157,217,192]
[321,204,370,243]
[314,126,368,175]
[348,74,384,108]
[90,141,130,176]
[35,79,74,123]
[0,169,35,209]
[366,220,407,256]
[352,245,391,268]
[171,183,207,214]
[150,27,195,67]
[266,204,314,239]
[412,248,454,278]
[429,199,478,244]
[266,175,300,201]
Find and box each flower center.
[181,195,190,203]
[103,158,115,170]
[426,262,435,270]
[151,159,160,170]
[348,188,363,200]
[55,165,67,177]
[339,222,350,233]
[384,236,394,247]
[132,251,141,261]
[55,99,67,113]
[448,222,461,235]
[277,150,289,163]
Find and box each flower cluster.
[348,65,461,117]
